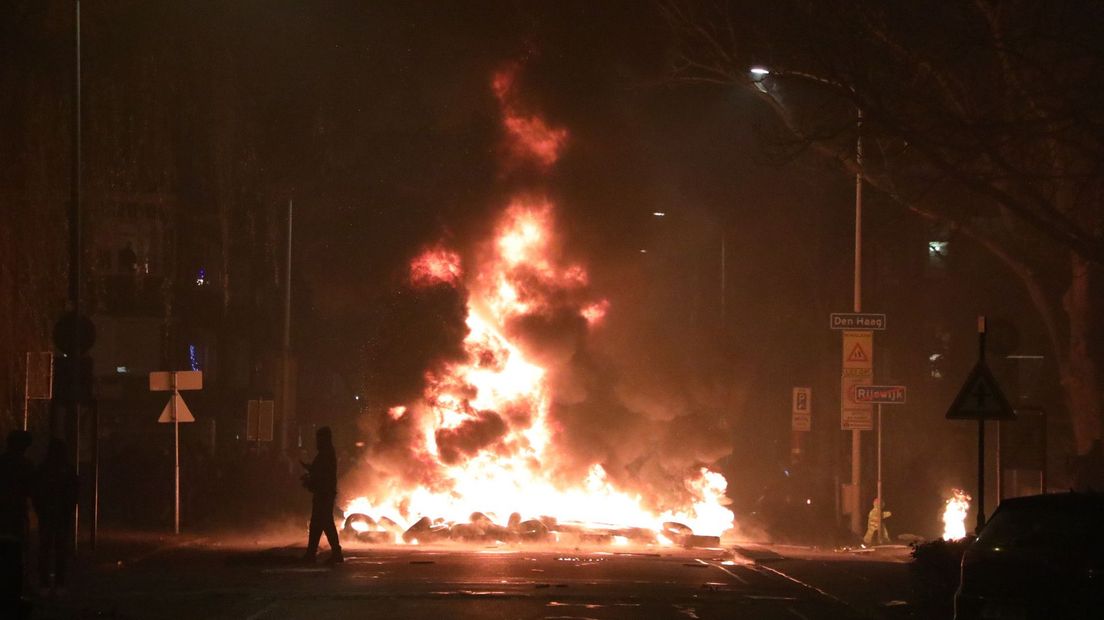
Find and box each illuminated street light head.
[749,66,771,93]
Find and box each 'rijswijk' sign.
[854,385,907,404]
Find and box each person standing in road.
[33,439,78,593]
[0,431,34,541]
[863,497,892,546]
[0,430,34,611]
[301,427,342,564]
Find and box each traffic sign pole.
[149,369,200,535]
[173,372,180,535]
[852,384,907,545]
[976,317,987,534]
[876,403,883,538]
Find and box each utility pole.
[976,316,987,533]
[849,108,865,535]
[280,199,294,454]
[70,0,84,550]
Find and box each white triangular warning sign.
[946,362,1014,421]
[158,392,196,423]
[846,342,869,363]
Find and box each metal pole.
[996,420,1003,503]
[977,419,985,533]
[172,372,180,534]
[91,400,99,549]
[876,403,883,543]
[23,354,30,430]
[849,107,864,535]
[73,406,80,551]
[976,316,987,533]
[1041,412,1048,493]
[281,199,293,454]
[70,0,83,552]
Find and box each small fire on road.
[942,489,971,540]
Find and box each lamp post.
[751,66,867,535]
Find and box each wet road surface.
[32,543,874,619]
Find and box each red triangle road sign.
[946,362,1015,421]
[846,342,869,363]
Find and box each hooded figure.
[863,497,892,546]
[301,427,342,564]
[0,431,33,541]
[33,439,78,590]
[1,431,33,608]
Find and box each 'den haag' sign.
[830,313,887,330]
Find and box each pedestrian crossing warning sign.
[841,331,873,430]
[842,331,873,370]
[946,362,1015,421]
[846,342,869,363]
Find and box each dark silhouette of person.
[0,431,33,540]
[32,439,78,592]
[301,427,342,564]
[1,430,33,610]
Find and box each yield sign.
[158,392,196,423]
[946,362,1015,421]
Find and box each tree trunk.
[1061,252,1102,473]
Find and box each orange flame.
[942,489,971,540]
[410,246,462,287]
[344,63,734,543]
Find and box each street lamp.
[752,66,867,536]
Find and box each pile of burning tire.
[341,511,720,548]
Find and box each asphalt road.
[29,539,920,619]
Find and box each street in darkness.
[31,537,924,619]
[3,1,1103,618]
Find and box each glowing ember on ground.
[942,489,971,540]
[342,63,735,546]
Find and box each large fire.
[942,489,971,540]
[341,64,735,546]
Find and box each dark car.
[954,492,1104,619]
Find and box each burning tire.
[343,513,375,534]
[403,516,450,544]
[516,519,551,542]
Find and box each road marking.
[244,600,279,620]
[697,558,749,585]
[752,562,856,613]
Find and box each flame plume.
[942,489,971,540]
[344,64,734,544]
